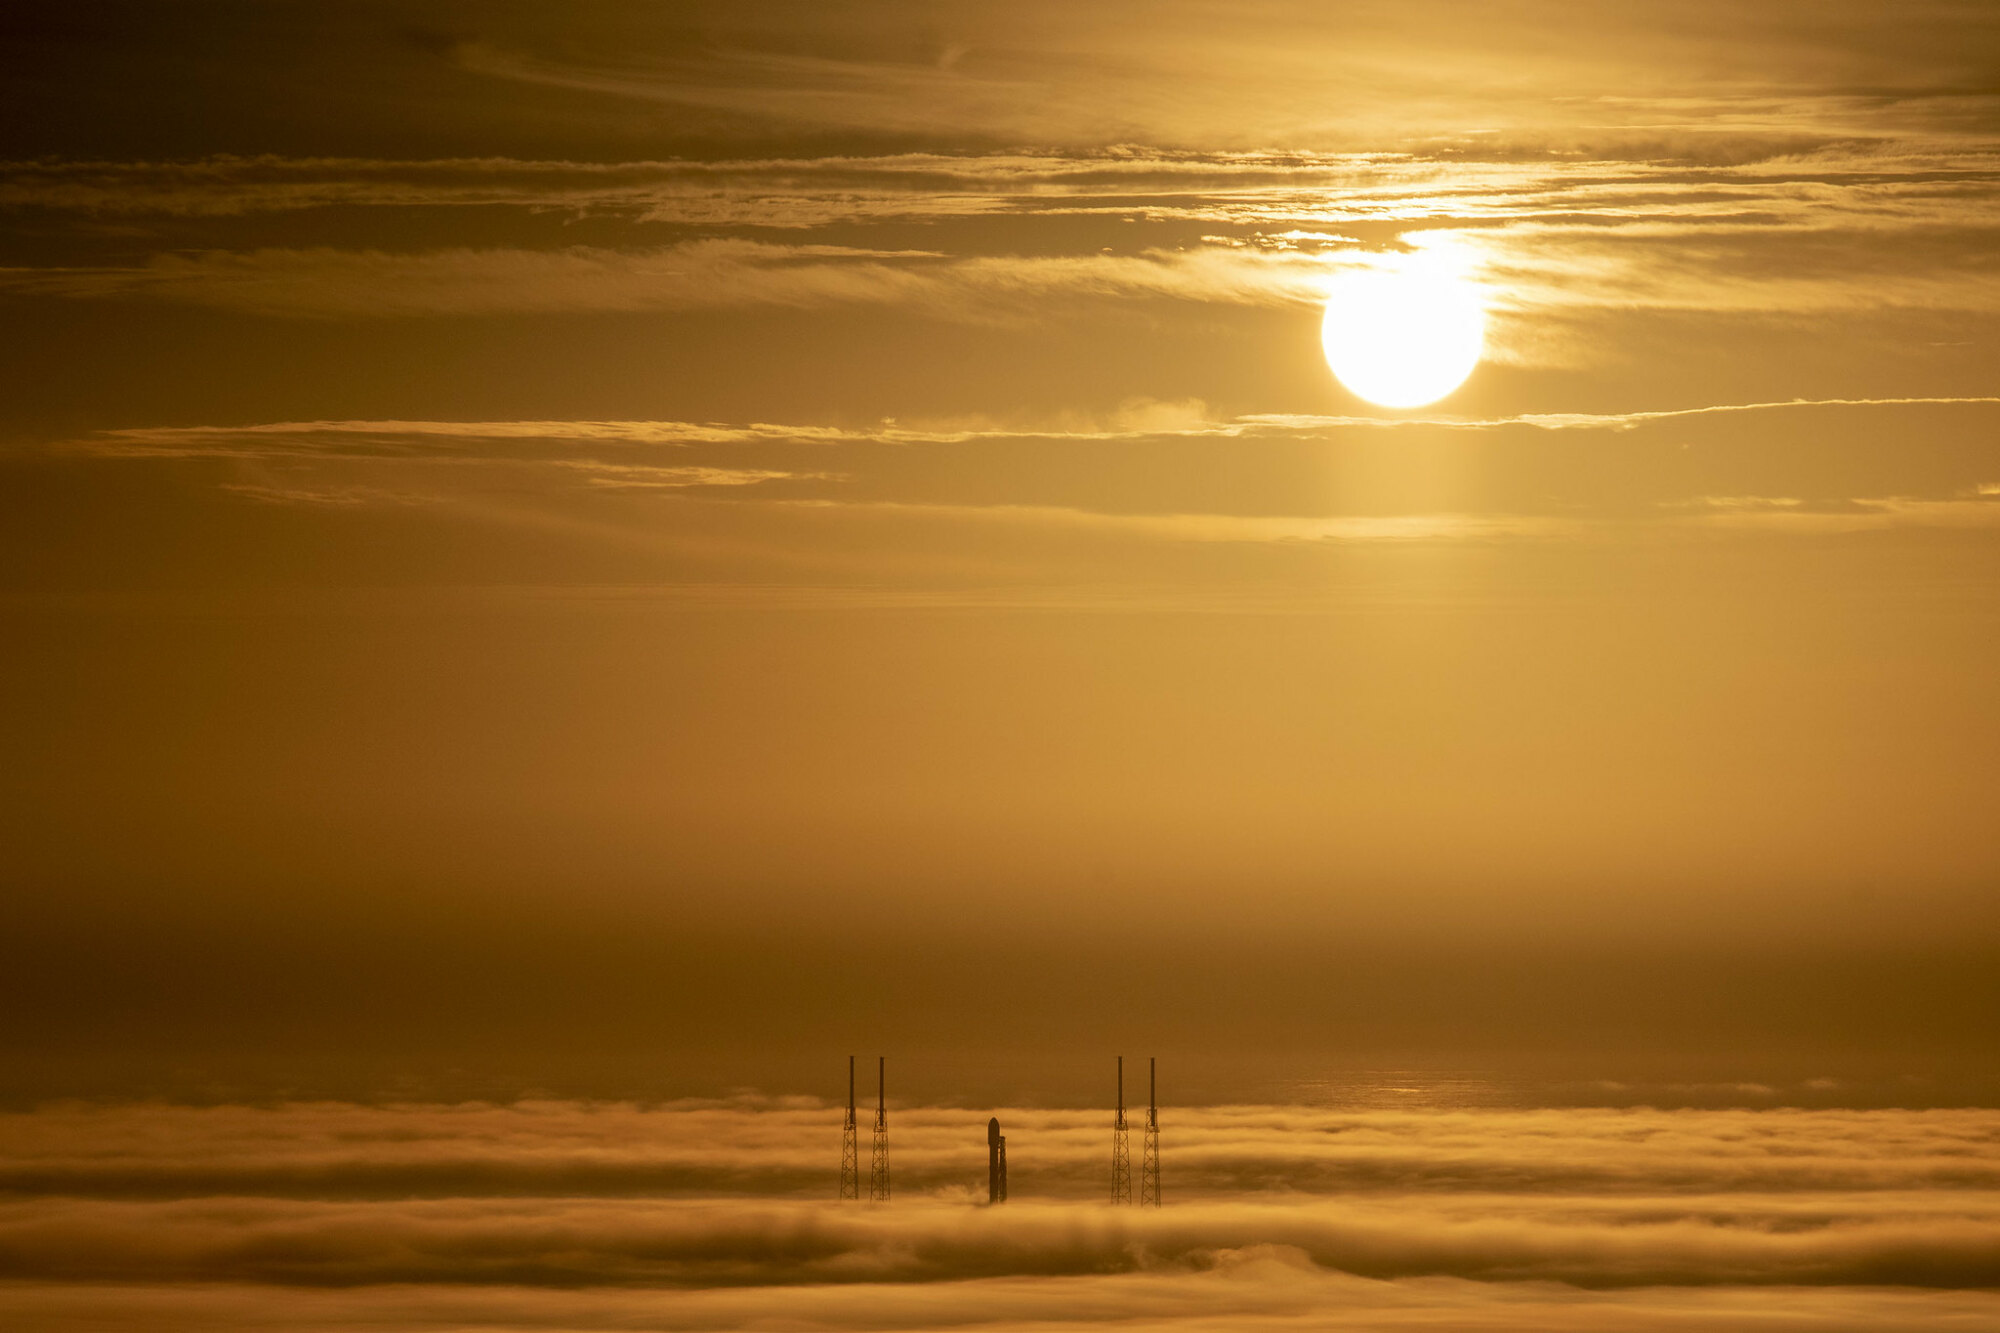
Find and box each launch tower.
[1110,1055,1132,1205]
[1139,1056,1160,1207]
[839,1055,860,1200]
[869,1056,891,1201]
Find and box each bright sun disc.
[1321,253,1486,408]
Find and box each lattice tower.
[840,1055,861,1200]
[1110,1055,1132,1205]
[1139,1055,1161,1208]
[869,1056,891,1201]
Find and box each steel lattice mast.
[839,1055,861,1200]
[869,1056,891,1201]
[1139,1055,1160,1207]
[1110,1055,1132,1205]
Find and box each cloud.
[7,1100,2000,1204]
[438,38,1062,143]
[397,3,2000,151]
[70,395,2000,461]
[1509,396,2000,429]
[37,396,2000,552]
[4,239,1327,319]
[7,1191,2000,1289]
[1475,227,2000,321]
[4,1098,2000,1333]
[12,220,2000,344]
[8,143,2000,366]
[10,1265,2000,1333]
[16,148,1995,224]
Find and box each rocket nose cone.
[988,1116,1001,1145]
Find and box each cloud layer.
[4,1100,2000,1330]
[8,1100,2000,1202]
[40,398,2000,556]
[8,143,2000,380]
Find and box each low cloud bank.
[3,1193,2000,1289]
[3,1103,1999,1328]
[7,1102,1999,1202]
[10,1264,2000,1333]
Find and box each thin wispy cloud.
[77,394,2000,452]
[404,3,2000,150]
[1509,395,2000,429]
[41,397,2000,556]
[11,228,2000,351]
[10,148,1997,222]
[2,240,1328,319]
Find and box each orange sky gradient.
[5,3,2000,1329]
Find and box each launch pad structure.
[869,1056,891,1201]
[838,1055,1158,1206]
[839,1056,860,1200]
[1111,1055,1132,1205]
[1140,1056,1160,1207]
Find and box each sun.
[1320,247,1487,409]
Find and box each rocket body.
[987,1117,1007,1203]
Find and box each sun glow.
[1320,245,1487,408]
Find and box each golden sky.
[6,0,2000,1088]
[9,4,2000,1331]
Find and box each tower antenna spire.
[1140,1056,1160,1207]
[839,1055,860,1200]
[869,1056,891,1201]
[1110,1055,1131,1205]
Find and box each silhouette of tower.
[1140,1056,1160,1207]
[840,1055,861,1200]
[1110,1055,1132,1205]
[988,1116,1008,1204]
[869,1056,891,1201]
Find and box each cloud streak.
[71,394,2000,456]
[4,240,1327,319]
[9,148,1998,225]
[34,396,2000,557]
[12,225,2000,338]
[406,2,2000,151]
